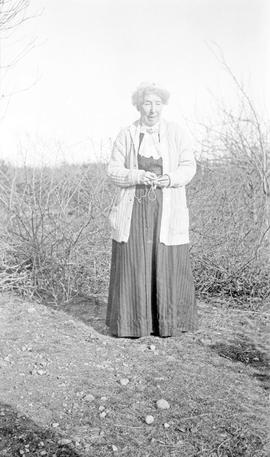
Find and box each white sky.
[0,0,269,165]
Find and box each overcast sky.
[0,0,269,165]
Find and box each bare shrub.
[0,161,113,303]
[0,0,30,32]
[189,160,269,304]
[189,80,270,306]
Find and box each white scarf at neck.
[139,123,161,159]
[140,121,160,135]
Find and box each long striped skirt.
[106,157,198,337]
[106,188,198,337]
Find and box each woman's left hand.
[155,174,171,188]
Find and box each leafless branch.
[0,1,30,32]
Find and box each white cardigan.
[107,118,196,245]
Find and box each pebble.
[145,415,154,425]
[100,396,107,401]
[149,344,156,351]
[58,438,72,445]
[37,369,47,376]
[52,422,59,428]
[164,423,170,428]
[100,411,107,418]
[27,307,36,313]
[99,406,105,412]
[178,426,186,433]
[156,399,170,410]
[40,451,47,456]
[119,378,129,386]
[112,445,118,452]
[84,394,95,402]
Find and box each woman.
[106,82,198,337]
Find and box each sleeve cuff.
[163,174,171,187]
[129,169,145,185]
[165,173,174,187]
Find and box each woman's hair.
[132,82,170,110]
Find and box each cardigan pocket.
[108,188,133,232]
[108,204,118,230]
[169,206,189,235]
[108,190,122,230]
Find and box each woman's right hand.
[139,171,157,185]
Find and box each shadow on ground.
[210,336,270,391]
[45,296,109,336]
[0,402,82,457]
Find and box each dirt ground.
[0,293,269,457]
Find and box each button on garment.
[106,154,198,337]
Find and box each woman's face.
[139,93,163,126]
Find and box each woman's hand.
[139,171,157,185]
[155,174,171,188]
